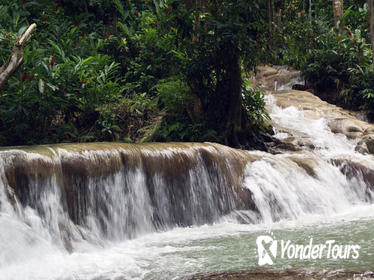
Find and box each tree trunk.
[224,49,243,147]
[188,0,204,122]
[82,0,89,13]
[333,0,343,27]
[213,42,244,147]
[187,77,203,122]
[0,23,36,90]
[274,0,283,26]
[267,0,273,26]
[113,12,118,33]
[308,0,312,23]
[267,0,273,48]
[369,0,374,69]
[192,0,202,43]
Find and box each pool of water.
[2,205,373,280]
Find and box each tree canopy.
[0,0,373,147]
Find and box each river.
[1,72,374,279]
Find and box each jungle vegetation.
[0,0,372,147]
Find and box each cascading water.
[0,144,254,246]
[1,89,374,279]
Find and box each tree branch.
[0,23,36,90]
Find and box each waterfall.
[243,153,372,223]
[1,93,374,279]
[1,142,373,256]
[0,143,257,255]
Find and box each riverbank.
[186,269,374,280]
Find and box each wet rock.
[327,118,363,139]
[267,87,374,153]
[348,126,362,133]
[185,268,371,280]
[292,84,308,90]
[253,66,301,91]
[355,135,374,155]
[283,136,296,143]
[361,134,374,154]
[307,143,315,150]
[331,159,374,196]
[274,142,301,152]
[256,66,278,78]
[355,143,369,155]
[289,157,316,177]
[297,140,315,150]
[58,220,73,253]
[363,127,374,135]
[303,110,321,120]
[0,142,261,246]
[266,72,301,91]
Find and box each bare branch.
[333,0,343,27]
[17,23,36,46]
[0,23,37,90]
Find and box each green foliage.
[0,0,270,147]
[300,17,373,111]
[156,77,191,115]
[242,80,270,131]
[273,1,374,117]
[155,77,220,142]
[96,92,158,142]
[0,0,152,145]
[343,66,374,112]
[275,19,326,68]
[158,0,270,145]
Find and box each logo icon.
[256,235,277,266]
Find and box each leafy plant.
[242,79,270,132]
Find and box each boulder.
[256,66,278,78]
[359,134,374,154]
[331,159,374,195]
[327,118,363,139]
[289,157,316,177]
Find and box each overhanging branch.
[0,23,36,90]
